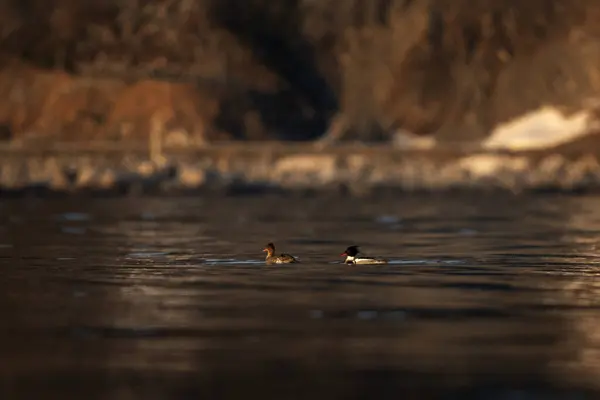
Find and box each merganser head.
[341,245,360,258]
[263,242,275,257]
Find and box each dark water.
[1,193,600,399]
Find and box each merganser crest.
[340,245,387,265]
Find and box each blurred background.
[1,0,599,146]
[1,0,600,193]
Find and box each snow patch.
[484,106,598,151]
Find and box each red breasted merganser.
[341,245,387,265]
[263,242,298,264]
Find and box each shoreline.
[1,142,600,195]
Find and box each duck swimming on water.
[263,242,298,264]
[341,245,387,265]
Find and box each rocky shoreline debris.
[1,142,600,195]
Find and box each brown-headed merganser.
[341,245,387,265]
[263,242,298,264]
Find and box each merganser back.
[263,242,298,264]
[341,245,387,265]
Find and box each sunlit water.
[1,193,600,399]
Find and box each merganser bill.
[263,242,298,264]
[341,245,387,265]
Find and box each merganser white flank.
[341,245,387,265]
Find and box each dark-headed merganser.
[263,242,298,264]
[341,245,387,265]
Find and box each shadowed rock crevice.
[208,0,338,140]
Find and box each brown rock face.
[0,0,598,144]
[0,59,223,143]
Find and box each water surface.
[1,193,600,399]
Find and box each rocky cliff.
[1,0,600,148]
